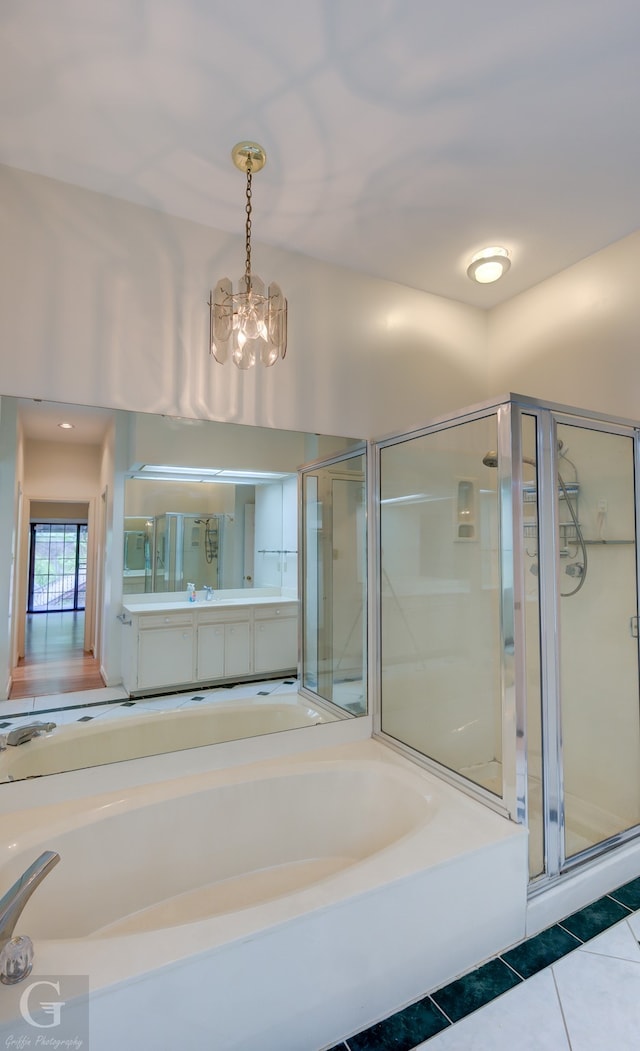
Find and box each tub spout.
[0,851,60,984]
[3,722,56,748]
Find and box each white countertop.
[123,596,299,615]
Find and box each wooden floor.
[10,611,105,700]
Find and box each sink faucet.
[1,722,56,748]
[203,585,215,601]
[0,851,60,984]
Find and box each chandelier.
[209,142,287,369]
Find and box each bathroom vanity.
[120,592,298,695]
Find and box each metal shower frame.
[368,391,640,893]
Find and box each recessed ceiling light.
[58,422,75,430]
[467,246,511,284]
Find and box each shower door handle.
[630,615,639,639]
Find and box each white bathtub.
[0,740,527,1050]
[0,700,334,780]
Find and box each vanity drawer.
[198,608,251,626]
[137,612,195,629]
[254,604,297,620]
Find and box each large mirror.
[0,397,367,782]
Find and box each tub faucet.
[0,850,60,984]
[1,722,56,748]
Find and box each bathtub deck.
[0,739,528,1051]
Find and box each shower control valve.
[565,562,584,578]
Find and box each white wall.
[124,478,236,518]
[281,476,298,594]
[127,412,321,472]
[23,438,102,499]
[0,400,19,696]
[254,481,297,591]
[99,413,128,685]
[488,229,640,421]
[0,165,487,440]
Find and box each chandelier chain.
[210,140,287,367]
[244,162,253,292]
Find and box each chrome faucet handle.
[0,935,34,985]
[0,850,60,985]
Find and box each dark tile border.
[347,998,448,1051]
[610,876,640,911]
[502,923,580,979]
[559,894,632,942]
[31,697,129,718]
[431,957,521,1023]
[329,878,639,1051]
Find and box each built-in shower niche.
[377,394,640,890]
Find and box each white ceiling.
[17,399,113,444]
[2,1,640,308]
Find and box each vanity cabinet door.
[196,617,251,680]
[224,620,251,677]
[254,608,298,673]
[137,624,194,690]
[196,623,225,680]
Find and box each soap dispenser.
[187,582,197,603]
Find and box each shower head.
[483,437,565,470]
[481,439,587,597]
[482,450,537,469]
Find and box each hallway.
[10,611,104,701]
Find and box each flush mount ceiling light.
[209,142,287,369]
[58,422,74,430]
[466,246,511,284]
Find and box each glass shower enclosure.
[300,448,367,716]
[374,394,640,887]
[151,513,224,593]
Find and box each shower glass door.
[301,450,367,715]
[378,413,505,801]
[555,419,640,862]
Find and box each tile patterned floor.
[0,676,303,748]
[0,673,363,743]
[324,877,640,1051]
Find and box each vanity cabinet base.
[120,600,298,696]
